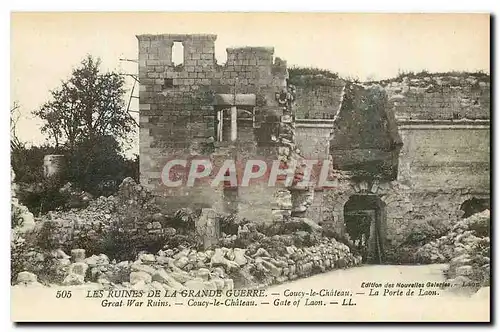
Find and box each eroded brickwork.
[291,75,490,263]
[138,35,490,263]
[293,78,346,119]
[138,34,289,220]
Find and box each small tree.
[31,55,139,196]
[33,55,136,149]
[10,101,23,151]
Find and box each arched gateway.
[344,195,386,264]
[329,83,402,264]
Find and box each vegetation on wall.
[368,69,490,86]
[287,66,343,87]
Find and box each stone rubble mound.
[13,176,362,290]
[14,233,362,291]
[415,210,490,291]
[11,167,36,233]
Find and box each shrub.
[218,214,240,235]
[11,144,66,184]
[16,177,68,216]
[12,136,139,214]
[66,136,139,197]
[11,226,65,285]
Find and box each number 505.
[56,290,72,298]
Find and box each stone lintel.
[214,94,256,106]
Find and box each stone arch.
[320,178,402,230]
[344,194,386,264]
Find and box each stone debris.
[11,168,36,233]
[416,210,490,292]
[71,249,86,263]
[12,176,363,290]
[62,273,85,286]
[14,228,362,290]
[130,271,152,285]
[16,271,39,285]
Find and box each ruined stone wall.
[385,75,491,193]
[385,75,490,121]
[286,178,473,265]
[293,74,490,121]
[138,34,490,262]
[294,120,334,159]
[293,77,346,119]
[138,34,288,217]
[292,74,490,263]
[293,75,490,196]
[397,124,490,192]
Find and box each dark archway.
[460,197,490,218]
[344,195,386,264]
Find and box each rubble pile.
[11,168,35,233]
[59,182,93,209]
[14,234,361,290]
[415,210,490,290]
[30,178,176,253]
[375,72,490,94]
[13,176,362,289]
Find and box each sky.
[10,12,490,156]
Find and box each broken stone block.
[258,259,282,277]
[85,254,110,267]
[63,273,85,286]
[16,271,38,285]
[212,267,225,278]
[210,248,227,266]
[130,262,156,275]
[253,248,271,258]
[210,248,240,272]
[170,270,193,284]
[71,249,86,263]
[68,262,89,277]
[203,280,218,290]
[195,268,210,281]
[130,271,152,285]
[233,248,248,266]
[195,208,220,250]
[184,279,206,290]
[152,269,184,290]
[174,256,189,269]
[223,279,234,291]
[53,249,70,260]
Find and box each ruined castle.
[137,34,490,263]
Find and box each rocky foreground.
[415,210,490,291]
[12,176,489,293]
[14,236,361,291]
[12,176,363,291]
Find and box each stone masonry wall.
[290,74,490,263]
[293,77,346,119]
[384,75,490,121]
[397,125,490,192]
[293,74,490,121]
[138,34,490,263]
[138,34,288,218]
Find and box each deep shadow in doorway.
[344,195,386,264]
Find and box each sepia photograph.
[9,11,491,322]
